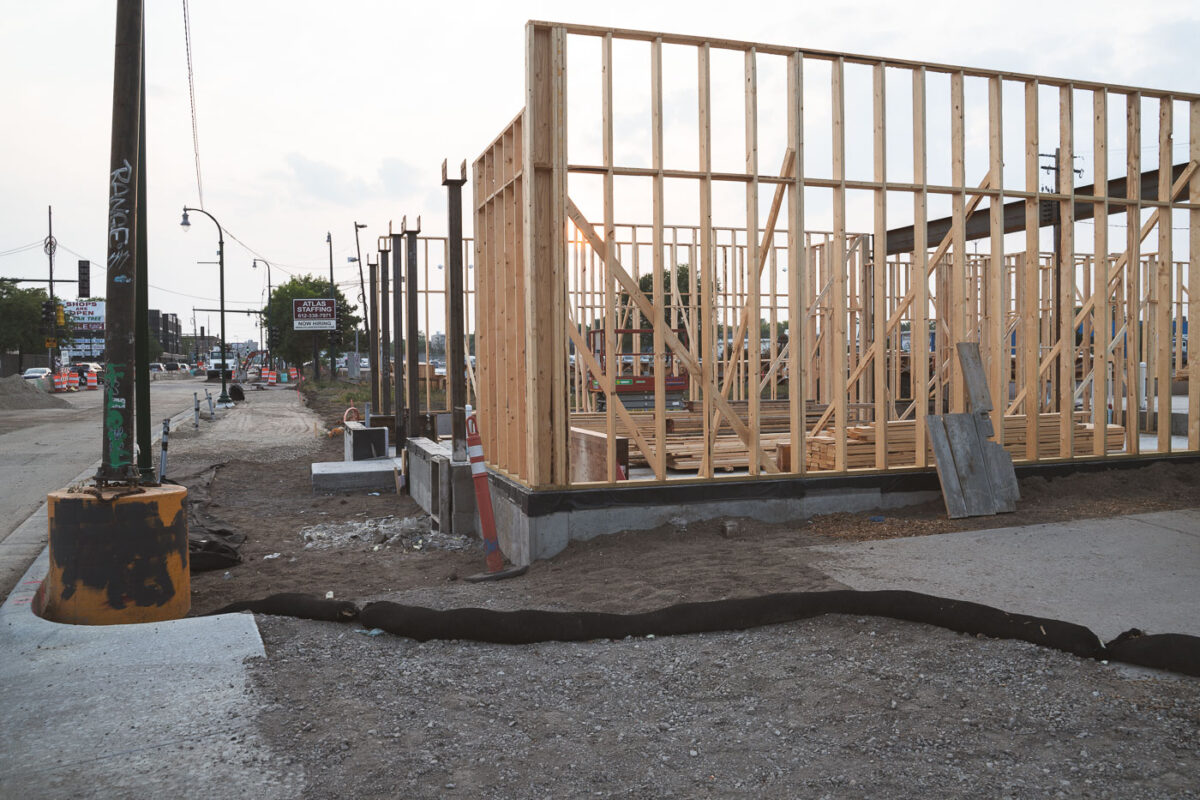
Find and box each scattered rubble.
[298,513,477,554]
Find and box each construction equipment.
[584,327,689,411]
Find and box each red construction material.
[267,369,277,385]
[288,367,298,381]
[466,413,505,573]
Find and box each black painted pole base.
[41,485,190,625]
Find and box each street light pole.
[181,206,232,405]
[326,231,336,378]
[253,258,272,371]
[353,222,374,406]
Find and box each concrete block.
[311,458,404,493]
[406,438,450,520]
[344,421,389,461]
[449,461,478,537]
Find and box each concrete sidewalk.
[0,401,303,798]
[806,508,1200,642]
[0,548,297,798]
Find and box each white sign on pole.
[292,298,336,331]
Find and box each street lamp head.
[355,222,367,230]
[326,232,331,244]
[180,208,191,231]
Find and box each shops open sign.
[292,298,336,331]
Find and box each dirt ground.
[183,383,1200,616]
[167,384,1199,799]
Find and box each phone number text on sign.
[292,298,336,330]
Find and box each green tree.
[262,275,360,378]
[0,282,52,358]
[610,263,706,352]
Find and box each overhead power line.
[182,0,204,208]
[0,240,46,258]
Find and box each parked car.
[22,367,51,381]
[148,362,166,373]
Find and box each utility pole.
[45,206,56,369]
[135,31,152,481]
[1040,148,1083,379]
[353,222,374,404]
[98,0,142,483]
[326,231,336,378]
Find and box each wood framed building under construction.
[463,21,1197,557]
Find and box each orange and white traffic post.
[464,412,527,582]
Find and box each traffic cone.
[86,371,98,390]
[268,369,277,385]
[464,412,527,583]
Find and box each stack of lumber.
[1000,416,1125,460]
[662,433,791,471]
[804,413,1125,470]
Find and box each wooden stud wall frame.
[387,235,476,416]
[472,21,1199,491]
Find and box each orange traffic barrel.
[41,484,190,625]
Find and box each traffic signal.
[267,326,281,349]
[77,260,90,298]
[41,301,54,324]
[55,304,65,326]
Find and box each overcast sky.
[2,0,1196,343]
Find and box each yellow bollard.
[41,484,190,625]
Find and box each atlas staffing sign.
[292,298,336,331]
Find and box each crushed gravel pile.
[250,613,1198,800]
[299,513,477,554]
[0,374,69,410]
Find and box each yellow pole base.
[41,484,190,625]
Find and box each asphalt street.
[0,375,213,598]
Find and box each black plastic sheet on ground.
[208,589,1200,678]
[170,463,244,572]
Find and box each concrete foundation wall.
[486,473,940,567]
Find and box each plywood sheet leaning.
[926,343,1020,519]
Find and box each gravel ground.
[249,613,1198,800]
[171,384,1199,798]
